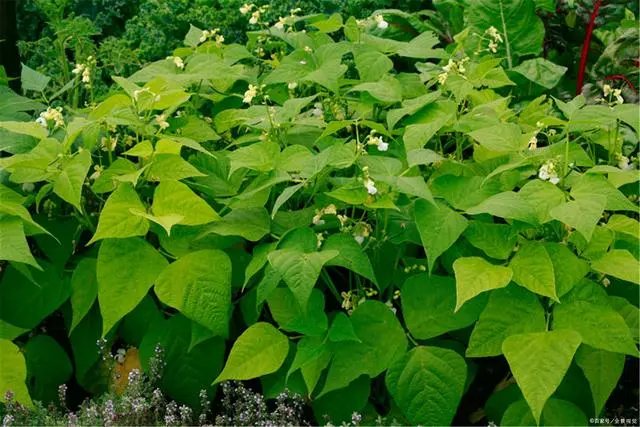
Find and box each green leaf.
[140,314,225,408]
[467,191,538,224]
[52,150,91,210]
[502,398,588,426]
[511,58,567,89]
[387,91,441,130]
[0,121,48,139]
[605,215,640,239]
[552,295,637,355]
[575,345,625,416]
[610,296,639,343]
[267,288,327,336]
[321,233,377,285]
[468,123,524,153]
[354,48,393,82]
[268,249,338,312]
[396,31,444,59]
[502,330,582,424]
[203,207,270,241]
[509,242,558,301]
[69,258,98,334]
[349,75,402,104]
[0,262,70,329]
[155,250,231,338]
[21,64,51,92]
[328,312,361,343]
[403,274,487,340]
[414,200,468,272]
[97,237,168,336]
[214,322,289,383]
[467,285,546,357]
[227,141,279,175]
[88,183,149,245]
[0,216,39,268]
[590,249,639,285]
[310,13,343,33]
[543,243,589,297]
[24,335,72,404]
[463,221,517,260]
[319,301,407,397]
[402,101,456,151]
[453,257,513,312]
[312,376,371,424]
[146,154,206,181]
[466,0,545,62]
[152,180,220,227]
[184,24,204,47]
[570,174,639,212]
[385,346,467,426]
[0,340,32,407]
[550,195,607,242]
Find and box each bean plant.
[0,0,638,425]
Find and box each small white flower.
[613,88,624,105]
[249,10,260,25]
[377,141,389,151]
[199,30,210,43]
[536,121,545,128]
[617,154,632,170]
[374,14,389,29]
[21,182,35,193]
[81,67,91,84]
[365,178,378,195]
[89,165,103,181]
[437,72,448,85]
[288,82,298,90]
[101,136,117,152]
[35,116,48,128]
[354,235,365,245]
[385,300,397,314]
[528,135,538,150]
[243,84,258,104]
[442,59,455,73]
[290,7,302,15]
[299,60,307,65]
[538,160,559,184]
[155,114,170,130]
[488,40,498,53]
[172,56,184,69]
[215,34,225,47]
[324,204,337,215]
[304,46,313,53]
[274,16,286,29]
[603,84,613,97]
[72,63,85,75]
[239,3,253,15]
[549,176,560,185]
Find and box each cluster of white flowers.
[155,114,170,130]
[312,204,337,225]
[36,106,65,129]
[616,153,634,170]
[240,3,269,25]
[374,14,389,29]
[485,26,504,53]
[603,84,624,105]
[538,160,560,185]
[243,83,267,104]
[72,55,96,88]
[100,136,117,152]
[366,131,389,152]
[437,57,469,85]
[199,28,224,47]
[403,264,427,273]
[166,56,185,70]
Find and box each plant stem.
[498,0,513,69]
[576,0,602,95]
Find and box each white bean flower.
[374,14,389,29]
[365,178,378,195]
[243,84,258,104]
